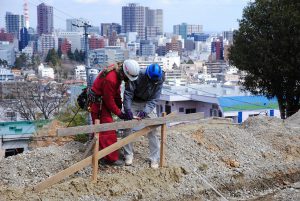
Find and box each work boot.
[107,159,124,166]
[125,156,133,166]
[150,161,159,169]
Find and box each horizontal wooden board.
[58,112,204,136]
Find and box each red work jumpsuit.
[91,69,122,162]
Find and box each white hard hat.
[123,59,140,81]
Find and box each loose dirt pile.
[0,115,299,201]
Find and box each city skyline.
[0,0,250,33]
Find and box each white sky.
[0,0,251,33]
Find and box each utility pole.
[72,21,93,128]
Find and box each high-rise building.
[145,7,163,35]
[100,23,121,37]
[38,34,58,56]
[5,12,24,39]
[173,23,203,39]
[19,27,28,51]
[145,26,159,40]
[211,37,224,61]
[37,3,54,36]
[122,3,145,39]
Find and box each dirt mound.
[285,110,300,128]
[0,117,300,200]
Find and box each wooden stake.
[91,119,100,183]
[160,112,167,167]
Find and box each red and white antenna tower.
[23,0,30,28]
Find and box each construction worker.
[90,59,140,166]
[122,63,165,169]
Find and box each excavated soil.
[0,114,300,201]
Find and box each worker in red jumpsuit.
[90,59,140,166]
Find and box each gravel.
[0,115,300,201]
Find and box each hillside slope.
[0,115,299,201]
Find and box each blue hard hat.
[146,64,162,81]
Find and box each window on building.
[179,107,184,112]
[186,108,196,114]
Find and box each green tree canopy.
[15,53,28,68]
[45,48,61,68]
[229,0,300,118]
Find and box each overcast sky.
[0,0,251,33]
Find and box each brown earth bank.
[0,114,299,201]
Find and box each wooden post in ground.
[92,119,100,182]
[160,112,167,167]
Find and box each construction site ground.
[0,113,300,201]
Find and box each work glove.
[118,112,128,120]
[125,109,134,120]
[136,111,147,119]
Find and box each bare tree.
[4,81,69,120]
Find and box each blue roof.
[218,96,279,112]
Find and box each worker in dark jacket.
[122,63,165,168]
[91,59,140,166]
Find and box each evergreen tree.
[229,0,300,118]
[67,49,75,60]
[57,47,62,59]
[79,50,85,62]
[74,49,80,62]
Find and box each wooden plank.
[160,113,167,167]
[34,126,158,192]
[58,112,204,136]
[91,119,100,183]
[95,125,158,160]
